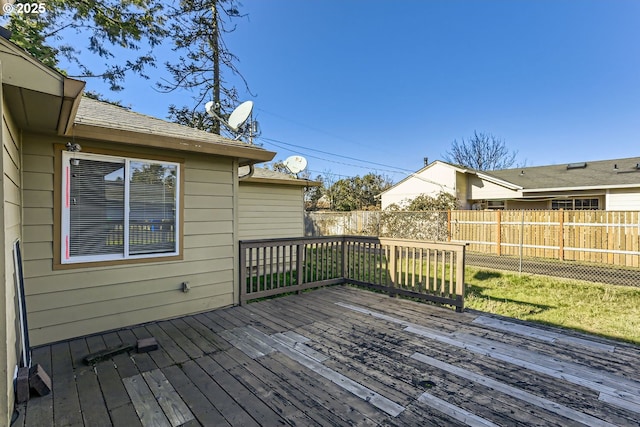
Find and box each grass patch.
[465,266,640,345]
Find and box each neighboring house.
[0,36,278,424]
[239,167,319,239]
[381,158,640,211]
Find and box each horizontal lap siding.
[607,188,640,210]
[22,134,237,345]
[238,183,304,239]
[1,100,21,426]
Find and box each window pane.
[575,198,599,210]
[129,161,177,255]
[69,159,124,256]
[551,200,572,210]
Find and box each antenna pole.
[210,1,221,134]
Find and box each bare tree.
[444,131,517,171]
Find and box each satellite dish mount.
[283,155,308,177]
[205,100,260,143]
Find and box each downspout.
[238,164,255,180]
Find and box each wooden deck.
[14,286,640,426]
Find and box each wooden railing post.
[341,236,347,282]
[456,245,465,313]
[296,243,304,293]
[239,243,247,305]
[447,210,452,242]
[388,244,397,297]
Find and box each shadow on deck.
[14,286,640,426]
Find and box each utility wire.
[256,108,398,157]
[259,138,405,175]
[258,136,450,190]
[258,136,413,173]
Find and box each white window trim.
[61,151,180,264]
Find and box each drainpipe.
[238,164,255,180]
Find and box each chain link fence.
[305,210,640,287]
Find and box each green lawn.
[465,267,640,345]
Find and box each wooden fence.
[306,210,640,268]
[239,236,466,311]
[450,210,640,267]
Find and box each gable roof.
[73,97,275,165]
[485,157,640,192]
[379,160,467,196]
[382,156,640,200]
[380,160,522,197]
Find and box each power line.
[256,108,398,156]
[258,136,413,173]
[259,138,406,175]
[259,137,449,189]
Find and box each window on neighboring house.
[551,198,599,210]
[487,200,505,210]
[574,198,599,210]
[61,152,180,264]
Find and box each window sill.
[53,253,183,271]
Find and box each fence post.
[447,210,452,242]
[558,209,564,261]
[388,244,397,298]
[496,210,502,256]
[519,210,524,274]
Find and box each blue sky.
[61,0,640,182]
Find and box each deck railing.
[239,236,466,311]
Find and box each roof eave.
[72,122,276,164]
[474,172,523,190]
[58,77,86,135]
[240,177,321,187]
[523,183,640,193]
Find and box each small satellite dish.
[204,101,216,117]
[227,101,254,131]
[284,155,308,174]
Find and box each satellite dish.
[205,101,217,117]
[227,101,254,131]
[204,100,258,143]
[284,155,308,174]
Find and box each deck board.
[17,285,640,426]
[51,341,84,427]
[24,346,53,427]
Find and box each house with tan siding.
[239,167,318,240]
[0,36,290,424]
[381,159,640,211]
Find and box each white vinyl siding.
[238,183,304,239]
[468,175,520,200]
[606,188,640,210]
[381,162,458,209]
[22,134,237,345]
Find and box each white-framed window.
[61,151,180,264]
[551,198,600,210]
